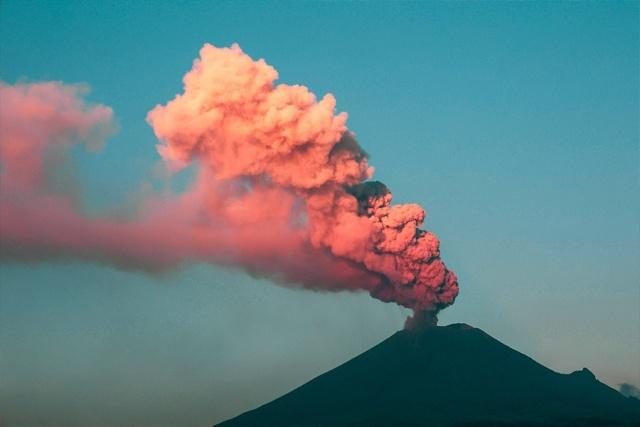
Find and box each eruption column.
[0,43,458,326]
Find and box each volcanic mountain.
[217,323,640,427]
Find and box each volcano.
[217,323,640,426]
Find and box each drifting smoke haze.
[619,383,640,399]
[0,44,458,324]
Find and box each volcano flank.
[217,324,640,427]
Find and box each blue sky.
[1,1,638,426]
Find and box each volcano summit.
[217,324,640,427]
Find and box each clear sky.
[1,1,638,426]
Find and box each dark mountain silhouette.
[217,323,640,427]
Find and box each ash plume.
[0,44,458,323]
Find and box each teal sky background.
[1,1,638,426]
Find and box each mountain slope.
[217,324,640,426]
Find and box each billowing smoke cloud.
[0,44,458,325]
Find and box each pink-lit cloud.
[0,44,458,324]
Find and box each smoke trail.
[0,44,458,323]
